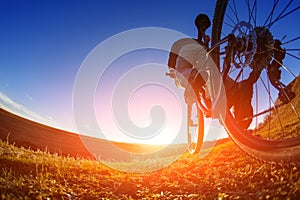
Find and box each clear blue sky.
[0,0,299,144]
[0,0,216,141]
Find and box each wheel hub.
[231,21,257,69]
[231,22,275,71]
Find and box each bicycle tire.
[211,0,300,162]
[187,102,204,154]
[211,0,228,70]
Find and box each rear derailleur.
[267,39,296,104]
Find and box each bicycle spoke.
[267,77,272,139]
[261,54,300,138]
[283,36,300,45]
[251,0,257,27]
[224,14,237,29]
[245,0,257,26]
[267,1,300,29]
[247,53,286,135]
[270,6,300,28]
[224,21,235,30]
[286,52,300,62]
[286,53,300,63]
[228,0,239,23]
[274,58,297,78]
[286,49,300,51]
[254,82,258,134]
[259,76,284,134]
[265,43,299,76]
[272,58,300,122]
[263,0,280,27]
[280,89,300,122]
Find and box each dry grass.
[255,76,300,140]
[0,139,299,199]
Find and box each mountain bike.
[184,0,300,162]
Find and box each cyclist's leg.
[226,69,261,129]
[188,68,208,94]
[232,79,254,129]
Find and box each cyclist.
[167,13,255,125]
[167,14,211,106]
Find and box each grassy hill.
[254,75,300,140]
[0,108,188,162]
[0,138,299,199]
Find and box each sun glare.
[93,59,187,146]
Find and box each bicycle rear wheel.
[212,0,300,162]
[187,101,204,154]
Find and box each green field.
[0,139,299,199]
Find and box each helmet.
[194,14,211,30]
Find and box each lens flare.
[72,27,226,173]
